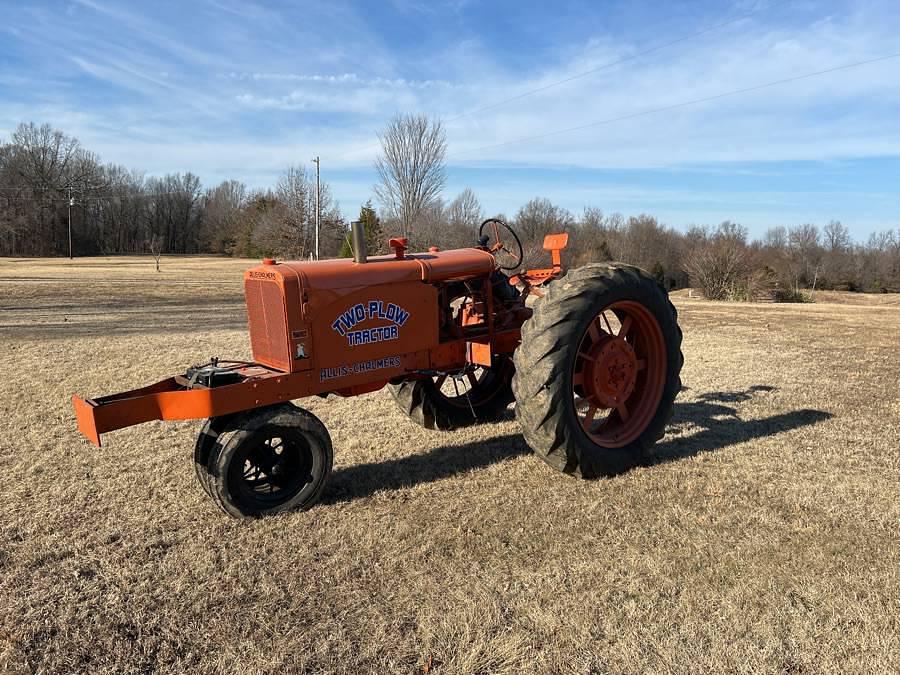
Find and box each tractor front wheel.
[513,263,683,477]
[196,403,333,518]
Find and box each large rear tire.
[389,356,515,430]
[197,404,332,518]
[512,263,682,478]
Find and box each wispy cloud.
[228,71,453,89]
[1,0,898,235]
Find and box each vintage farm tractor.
[73,219,683,518]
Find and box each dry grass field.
[0,256,898,674]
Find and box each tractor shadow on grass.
[324,385,832,503]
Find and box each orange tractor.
[73,219,683,518]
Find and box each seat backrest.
[543,233,569,252]
[542,233,569,268]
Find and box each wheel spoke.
[618,315,632,338]
[227,426,320,509]
[572,371,584,387]
[502,246,520,264]
[587,317,602,343]
[616,402,630,422]
[582,404,597,431]
[577,351,596,363]
[466,371,479,388]
[435,374,447,390]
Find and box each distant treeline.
[2,122,898,296]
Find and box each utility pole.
[311,156,320,260]
[64,182,104,259]
[67,186,74,260]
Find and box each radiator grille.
[245,279,291,371]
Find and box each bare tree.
[445,188,483,248]
[374,114,447,239]
[823,220,851,253]
[242,191,284,256]
[682,222,766,300]
[619,214,673,273]
[579,206,605,231]
[684,236,748,300]
[864,229,899,289]
[571,207,614,264]
[447,188,482,229]
[11,122,90,189]
[276,166,312,257]
[820,220,852,288]
[148,234,163,272]
[763,226,788,249]
[413,198,448,249]
[788,223,822,290]
[513,197,574,242]
[202,180,247,254]
[144,173,202,254]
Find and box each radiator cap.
[262,258,276,265]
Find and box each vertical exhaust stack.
[350,220,367,264]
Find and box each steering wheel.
[478,218,523,271]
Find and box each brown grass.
[671,286,900,307]
[1,256,898,674]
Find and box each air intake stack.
[350,220,367,264]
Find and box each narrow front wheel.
[198,404,333,518]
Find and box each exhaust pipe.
[350,220,367,264]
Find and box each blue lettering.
[339,307,356,332]
[333,300,413,342]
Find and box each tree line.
[2,120,898,296]
[0,122,344,259]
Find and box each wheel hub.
[584,337,637,408]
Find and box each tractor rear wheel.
[512,263,682,477]
[197,403,332,518]
[389,356,515,430]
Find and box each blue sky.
[1,0,898,239]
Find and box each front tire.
[512,263,683,478]
[199,404,333,518]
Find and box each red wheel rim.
[571,301,667,448]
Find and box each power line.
[451,52,900,158]
[444,0,789,123]
[0,189,196,198]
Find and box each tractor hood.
[259,247,496,290]
[241,247,497,373]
